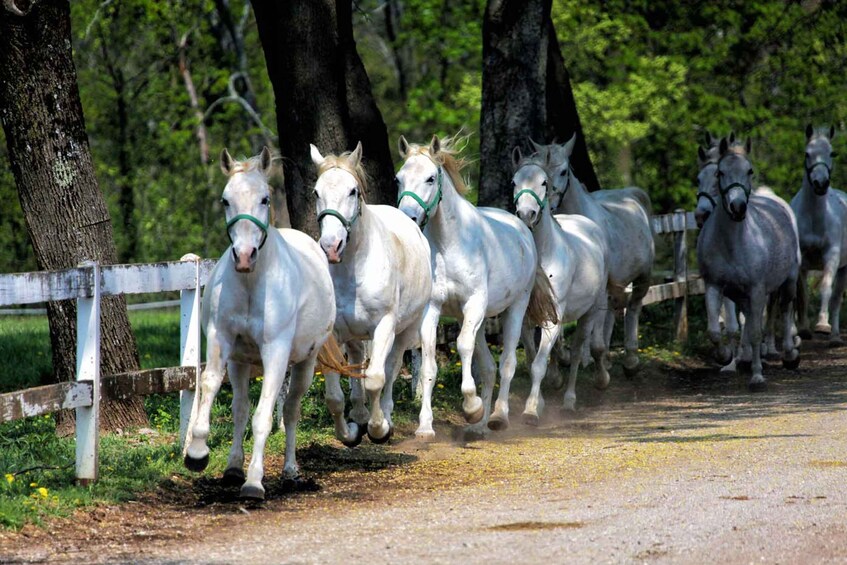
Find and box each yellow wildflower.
[37,487,48,498]
[29,482,37,487]
[4,474,13,484]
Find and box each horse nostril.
[231,247,238,262]
[250,248,257,260]
[411,216,418,223]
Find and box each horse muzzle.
[727,199,747,222]
[813,178,831,195]
[232,246,257,273]
[516,207,539,228]
[320,236,346,264]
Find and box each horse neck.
[532,203,558,256]
[710,203,749,252]
[557,169,598,216]
[427,172,473,246]
[343,200,375,259]
[242,228,287,286]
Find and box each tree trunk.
[0,0,147,433]
[545,19,599,192]
[252,0,395,238]
[479,0,599,208]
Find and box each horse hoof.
[829,337,845,348]
[623,363,640,379]
[463,401,485,425]
[715,347,733,366]
[340,421,366,448]
[522,412,540,427]
[815,323,832,335]
[487,414,509,431]
[368,425,393,445]
[239,483,265,501]
[415,429,436,442]
[594,373,610,390]
[748,380,768,393]
[798,329,813,340]
[183,453,209,473]
[221,467,245,486]
[783,356,801,370]
[562,396,576,412]
[736,360,752,373]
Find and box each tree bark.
[252,0,395,238]
[479,0,599,208]
[0,0,147,433]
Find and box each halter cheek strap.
[513,188,547,208]
[227,214,269,249]
[397,167,443,227]
[696,191,717,208]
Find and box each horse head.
[716,136,753,222]
[311,142,367,263]
[219,146,274,273]
[805,124,837,196]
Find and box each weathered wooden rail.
[0,210,704,484]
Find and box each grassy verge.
[0,302,699,530]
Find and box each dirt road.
[3,340,847,564]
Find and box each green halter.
[397,167,443,227]
[513,188,547,209]
[226,214,269,248]
[317,207,359,233]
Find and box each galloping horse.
[791,125,847,344]
[185,147,344,500]
[538,135,654,376]
[512,149,609,419]
[697,137,801,390]
[396,134,557,436]
[311,142,432,445]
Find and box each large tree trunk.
[0,0,147,433]
[479,0,599,208]
[252,0,395,238]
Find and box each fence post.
[672,209,689,342]
[179,254,202,448]
[75,260,101,485]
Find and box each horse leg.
[828,266,847,345]
[590,294,611,390]
[521,322,559,425]
[720,298,741,374]
[746,292,767,392]
[705,284,729,367]
[487,298,526,431]
[623,273,649,376]
[416,302,441,441]
[816,253,839,335]
[241,337,293,500]
[222,361,251,485]
[281,356,316,479]
[781,286,801,369]
[185,326,232,472]
[468,327,496,434]
[796,267,811,339]
[363,314,397,442]
[346,341,369,426]
[457,295,487,424]
[378,325,418,438]
[325,369,362,447]
[763,295,780,359]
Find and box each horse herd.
[181,125,839,501]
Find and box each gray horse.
[697,137,801,390]
[790,125,846,344]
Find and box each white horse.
[310,142,432,445]
[697,137,801,390]
[395,134,557,437]
[537,135,654,376]
[511,149,609,419]
[185,147,344,501]
[791,125,847,344]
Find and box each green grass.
[0,298,743,529]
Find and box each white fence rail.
[0,210,705,484]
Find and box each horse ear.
[806,123,814,140]
[728,131,736,144]
[259,146,273,175]
[719,137,729,155]
[309,144,325,168]
[830,125,836,140]
[562,133,577,157]
[348,141,363,167]
[745,137,752,154]
[698,146,708,163]
[398,135,410,158]
[512,146,522,168]
[430,135,441,156]
[220,148,234,175]
[704,131,713,147]
[528,137,546,155]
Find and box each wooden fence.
[0,210,701,484]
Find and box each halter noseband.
[315,166,363,236]
[397,166,443,228]
[226,214,269,249]
[697,162,718,209]
[806,160,832,183]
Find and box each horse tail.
[526,264,559,327]
[317,333,366,378]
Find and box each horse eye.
[832,151,839,159]
[806,152,811,161]
[426,175,435,184]
[748,169,754,175]
[261,196,270,206]
[348,188,357,197]
[559,169,567,177]
[313,190,319,199]
[221,198,230,207]
[542,180,548,187]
